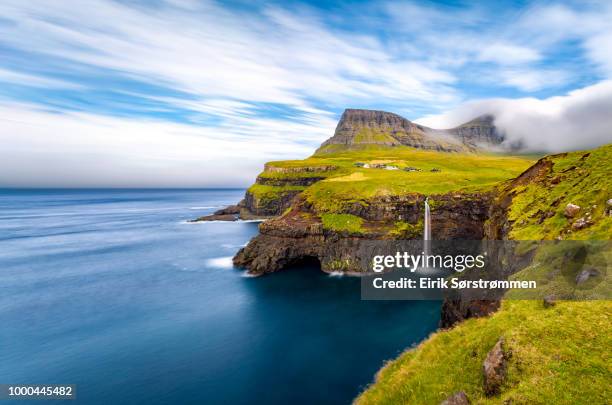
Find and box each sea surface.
[0,189,440,404]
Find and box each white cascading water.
[423,197,431,261]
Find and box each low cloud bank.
[417,81,612,153]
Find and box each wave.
[205,256,234,269]
[181,219,266,224]
[188,206,221,210]
[221,242,248,249]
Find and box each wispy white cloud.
[0,0,459,110]
[0,102,336,187]
[0,68,84,89]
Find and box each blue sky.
[1,0,611,187]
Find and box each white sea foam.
[327,271,345,277]
[205,256,234,269]
[221,242,248,249]
[240,271,259,278]
[181,219,266,225]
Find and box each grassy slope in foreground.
[250,146,534,214]
[357,144,612,404]
[357,300,611,405]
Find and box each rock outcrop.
[483,337,509,396]
[242,189,301,217]
[440,391,470,405]
[191,205,241,222]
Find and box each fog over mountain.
[417,81,612,153]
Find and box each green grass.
[506,242,611,300]
[274,146,534,213]
[320,213,364,234]
[357,300,612,405]
[388,220,424,238]
[353,128,399,144]
[246,184,305,205]
[504,144,612,240]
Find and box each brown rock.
[483,337,508,396]
[571,217,592,230]
[440,391,470,405]
[564,203,580,218]
[213,205,240,215]
[543,295,556,308]
[576,267,600,285]
[190,213,238,222]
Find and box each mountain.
[448,114,505,148]
[315,109,504,154]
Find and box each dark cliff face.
[233,192,492,275]
[315,109,505,154]
[438,160,557,327]
[241,190,300,217]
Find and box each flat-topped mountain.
[315,109,504,154]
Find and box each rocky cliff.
[233,191,493,275]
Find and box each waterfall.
[423,197,431,260]
[424,197,431,242]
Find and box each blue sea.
[0,189,440,404]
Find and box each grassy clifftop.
[248,146,534,217]
[500,144,612,240]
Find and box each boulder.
[550,175,562,184]
[571,217,591,230]
[543,295,556,308]
[564,203,580,218]
[576,267,600,285]
[483,337,508,396]
[440,391,470,405]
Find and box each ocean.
[0,189,440,404]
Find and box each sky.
[0,0,611,187]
